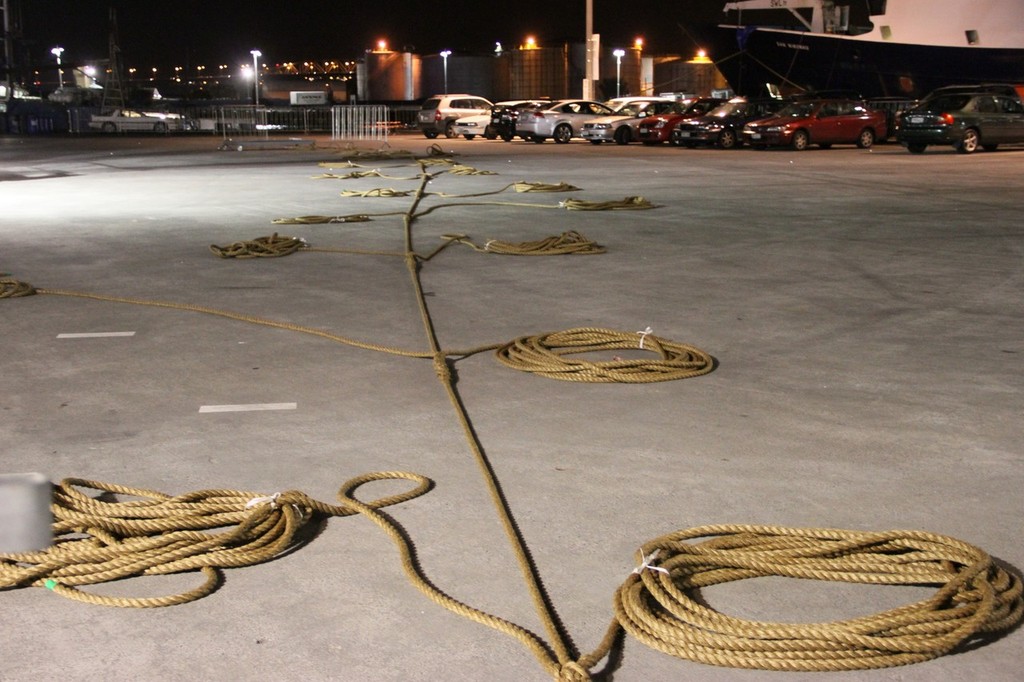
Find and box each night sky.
[21,0,722,70]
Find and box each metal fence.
[330,105,392,141]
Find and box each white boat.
[693,0,1024,99]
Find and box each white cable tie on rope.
[245,492,281,510]
[636,326,654,349]
[632,548,669,576]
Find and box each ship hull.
[701,24,1024,99]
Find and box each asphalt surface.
[2,131,1022,681]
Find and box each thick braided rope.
[341,188,414,198]
[209,233,305,258]
[442,231,605,256]
[0,473,431,608]
[615,525,1024,671]
[495,327,714,383]
[1,277,37,298]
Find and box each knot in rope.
[495,327,714,383]
[209,233,306,259]
[0,277,37,298]
[432,354,453,383]
[556,661,592,682]
[614,525,1024,672]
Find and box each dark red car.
[636,97,728,145]
[742,98,888,150]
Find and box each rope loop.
[0,277,37,298]
[209,233,306,259]
[495,327,714,383]
[560,196,656,211]
[271,214,371,225]
[614,525,1024,671]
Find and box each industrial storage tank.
[357,50,421,102]
[420,54,496,100]
[506,46,570,100]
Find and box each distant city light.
[51,46,64,89]
[376,40,388,52]
[524,36,537,50]
[634,37,644,51]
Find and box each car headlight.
[593,123,610,130]
[743,125,754,133]
[654,120,667,129]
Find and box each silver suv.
[417,94,493,139]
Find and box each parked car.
[451,100,538,140]
[515,99,616,143]
[88,108,192,133]
[635,97,728,145]
[580,98,679,145]
[742,99,888,150]
[897,92,1024,153]
[671,97,789,149]
[416,94,493,139]
[489,100,550,141]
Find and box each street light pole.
[250,49,262,105]
[613,49,625,98]
[440,50,451,94]
[51,46,65,89]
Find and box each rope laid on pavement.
[442,231,605,256]
[5,151,1020,679]
[495,327,713,382]
[0,473,431,607]
[209,233,306,258]
[614,525,1023,671]
[1,276,36,298]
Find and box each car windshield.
[709,102,741,117]
[774,102,818,117]
[915,95,971,113]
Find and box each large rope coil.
[0,473,431,608]
[495,327,714,383]
[615,525,1024,671]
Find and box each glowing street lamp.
[440,50,451,94]
[250,49,262,105]
[613,48,625,98]
[51,46,64,89]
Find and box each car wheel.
[153,121,168,133]
[856,128,875,148]
[423,131,438,139]
[553,124,573,144]
[983,143,999,152]
[791,130,809,151]
[532,135,546,144]
[500,133,514,142]
[483,125,497,140]
[956,128,979,154]
[718,129,738,149]
[101,122,117,133]
[462,134,476,140]
[614,126,631,145]
[906,143,927,154]
[443,120,458,138]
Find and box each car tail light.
[940,113,955,125]
[434,110,442,122]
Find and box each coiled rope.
[561,196,655,211]
[442,231,605,256]
[209,233,306,258]
[0,276,36,298]
[495,327,714,383]
[271,214,371,224]
[0,473,431,608]
[615,525,1023,671]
